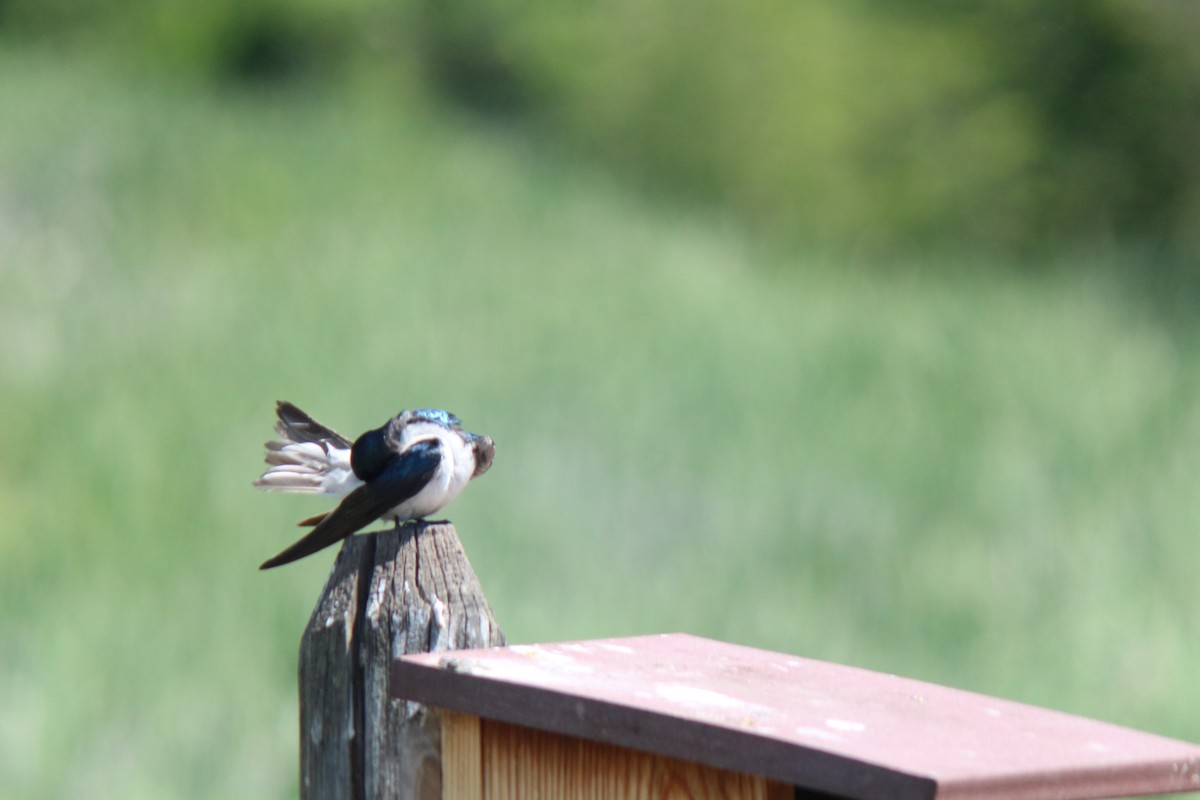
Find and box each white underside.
[380,422,476,520]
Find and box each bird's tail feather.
[253,402,360,498]
[273,401,351,447]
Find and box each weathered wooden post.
[298,521,504,800]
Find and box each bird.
[254,401,495,570]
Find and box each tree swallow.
[254,401,495,570]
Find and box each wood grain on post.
[298,521,504,800]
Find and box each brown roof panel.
[391,633,1200,799]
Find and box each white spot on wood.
[366,580,387,618]
[430,596,447,629]
[826,719,866,733]
[309,715,322,745]
[656,684,744,710]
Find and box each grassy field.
[2,46,1198,799]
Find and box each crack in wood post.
[349,531,376,800]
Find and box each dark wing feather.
[274,401,353,448]
[350,425,392,482]
[259,439,442,570]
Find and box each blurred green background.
[2,2,1199,798]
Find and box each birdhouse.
[392,633,1200,800]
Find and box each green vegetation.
[6,1,1200,262]
[413,2,1200,258]
[1,45,1198,800]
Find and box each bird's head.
[408,408,461,428]
[468,433,495,477]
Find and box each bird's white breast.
[384,422,476,521]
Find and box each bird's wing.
[259,439,442,570]
[350,424,392,482]
[274,401,353,448]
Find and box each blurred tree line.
[7,0,1199,270]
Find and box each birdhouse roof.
[392,633,1200,799]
